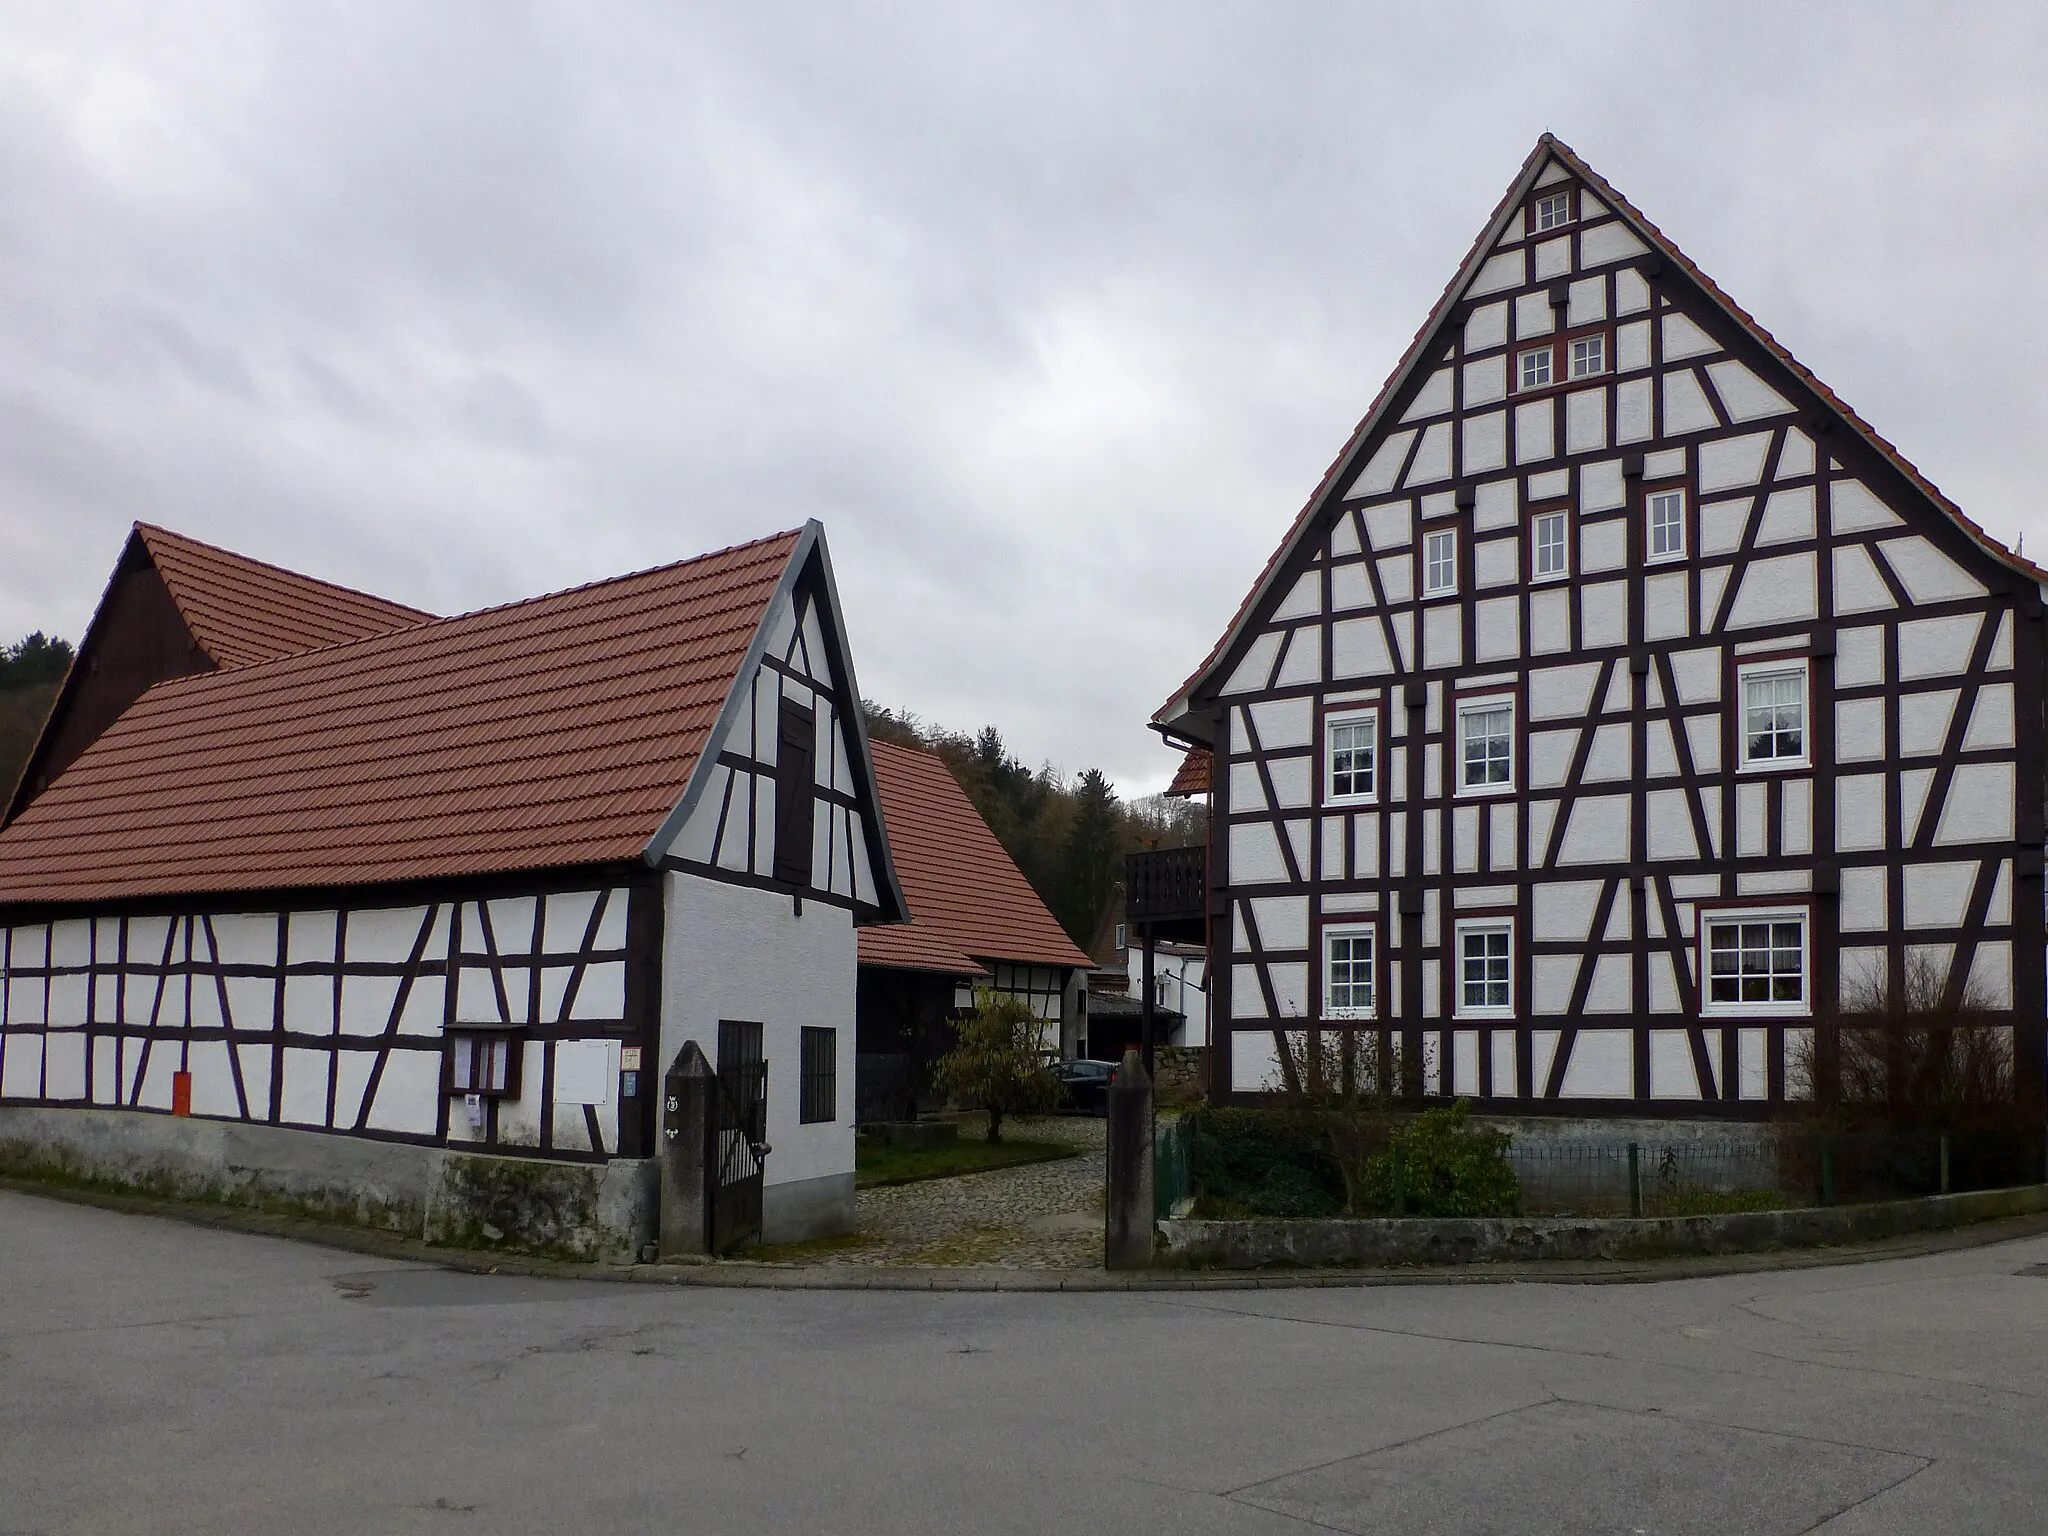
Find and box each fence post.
[1939,1132,1951,1197]
[1105,1050,1155,1270]
[659,1041,715,1258]
[1820,1137,1836,1207]
[1627,1142,1642,1218]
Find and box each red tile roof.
[857,741,1091,976]
[0,530,804,904]
[1156,132,2048,736]
[136,523,435,667]
[1164,748,1210,799]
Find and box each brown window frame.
[1419,517,1462,600]
[1509,322,1614,401]
[1527,501,1573,584]
[445,1026,525,1099]
[1642,478,1689,564]
[1526,185,1577,237]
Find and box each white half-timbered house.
[1156,135,2046,1117]
[0,520,904,1248]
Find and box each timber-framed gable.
[1164,134,2047,1118]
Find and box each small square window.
[1518,346,1553,391]
[1532,510,1569,579]
[1534,191,1572,231]
[1648,488,1686,561]
[1326,712,1377,802]
[1739,664,1806,768]
[799,1026,837,1124]
[1456,924,1513,1016]
[1570,335,1606,378]
[1324,926,1376,1019]
[1424,529,1458,595]
[1459,701,1514,793]
[1703,912,1808,1015]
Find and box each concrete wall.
[0,1105,655,1263]
[659,872,856,1242]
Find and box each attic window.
[1534,190,1573,231]
[1569,335,1607,378]
[1518,346,1553,391]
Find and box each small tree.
[1273,1028,1400,1214]
[932,989,1060,1143]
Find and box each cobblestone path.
[812,1114,1106,1269]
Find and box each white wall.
[659,870,856,1193]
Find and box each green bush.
[1187,1107,1345,1218]
[1363,1104,1521,1218]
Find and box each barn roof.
[856,740,1091,976]
[0,528,808,905]
[1154,133,2048,740]
[135,523,435,667]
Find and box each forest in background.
[0,633,71,796]
[0,634,1200,952]
[864,704,1206,949]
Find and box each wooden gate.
[710,1020,768,1253]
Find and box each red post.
[171,1071,192,1117]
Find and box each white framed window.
[1325,711,1378,803]
[1738,661,1807,769]
[1534,190,1572,231]
[1517,345,1553,391]
[1457,698,1515,794]
[1113,923,1126,951]
[1323,925,1376,1019]
[1647,488,1686,562]
[1454,920,1513,1018]
[1424,528,1458,595]
[1569,334,1606,378]
[1532,510,1569,580]
[1701,909,1809,1016]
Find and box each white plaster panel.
[1900,767,1934,845]
[1468,250,1525,296]
[1331,512,1362,558]
[1528,728,1576,790]
[1698,497,1747,558]
[1532,956,1577,1016]
[1567,276,1607,327]
[1475,534,1519,589]
[1514,291,1556,339]
[1585,953,1630,1013]
[1248,696,1314,750]
[1584,723,1630,782]
[1463,478,1512,533]
[1935,763,2015,846]
[285,910,339,966]
[1896,614,1980,681]
[280,1047,331,1127]
[1268,961,1308,1019]
[1377,554,1414,605]
[1400,367,1454,423]
[1667,647,1721,705]
[1465,301,1508,351]
[1266,755,1313,810]
[1532,235,1571,280]
[1221,631,1282,696]
[1840,866,1886,931]
[1272,571,1321,621]
[1,1034,41,1098]
[1514,399,1555,463]
[1698,432,1773,492]
[1616,377,1653,442]
[1904,862,1977,929]
[1230,968,1268,1020]
[1274,628,1322,687]
[1882,536,1987,604]
[1578,517,1625,575]
[1580,221,1649,266]
[1782,777,1812,856]
[1526,801,1555,865]
[1830,480,1903,534]
[1562,387,1607,454]
[1964,684,2016,751]
[1989,613,2013,670]
[1832,544,1895,615]
[1736,781,1767,857]
[1643,572,1690,641]
[1557,795,1631,865]
[1347,431,1415,499]
[1662,370,1716,434]
[1648,1031,1701,1099]
[1229,1029,1284,1088]
[1969,944,2014,1009]
[1646,790,1697,862]
[1661,312,1717,360]
[1699,565,1731,627]
[282,974,335,1035]
[1898,690,1957,758]
[1834,624,1884,687]
[1777,429,1816,479]
[1529,588,1570,654]
[1755,487,1816,545]
[1559,1031,1633,1098]
[1836,774,1886,853]
[1404,421,1453,487]
[1616,318,1651,373]
[1330,561,1373,613]
[569,961,627,1021]
[1835,698,1885,762]
[1704,360,1793,421]
[1390,611,1415,672]
[1579,581,1628,648]
[1462,354,1506,407]
[1423,605,1463,670]
[1229,821,1289,884]
[1529,662,1599,721]
[210,913,276,967]
[1332,617,1394,679]
[1615,267,1650,314]
[1644,447,1686,480]
[1725,552,1818,629]
[1532,881,1603,943]
[1228,760,1267,814]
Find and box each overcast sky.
[2,3,2044,794]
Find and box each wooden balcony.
[1126,845,1206,945]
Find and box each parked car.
[1051,1057,1116,1116]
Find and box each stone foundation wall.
[1154,1046,1208,1107]
[0,1106,656,1263]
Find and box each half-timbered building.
[1155,135,2046,1117]
[0,520,904,1248]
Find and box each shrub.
[1186,1107,1345,1218]
[931,989,1060,1143]
[1363,1104,1521,1218]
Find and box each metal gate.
[709,1020,768,1253]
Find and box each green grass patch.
[856,1138,1076,1188]
[1652,1187,1798,1217]
[743,1230,878,1264]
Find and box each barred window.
[1648,489,1686,561]
[1532,510,1569,579]
[1706,917,1806,1011]
[1327,713,1377,801]
[1459,702,1514,791]
[1324,926,1376,1018]
[799,1026,836,1124]
[1458,926,1512,1014]
[1741,666,1806,766]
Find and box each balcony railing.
[1127,845,1206,930]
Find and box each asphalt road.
[4,1190,2047,1534]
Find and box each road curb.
[8,1172,2048,1291]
